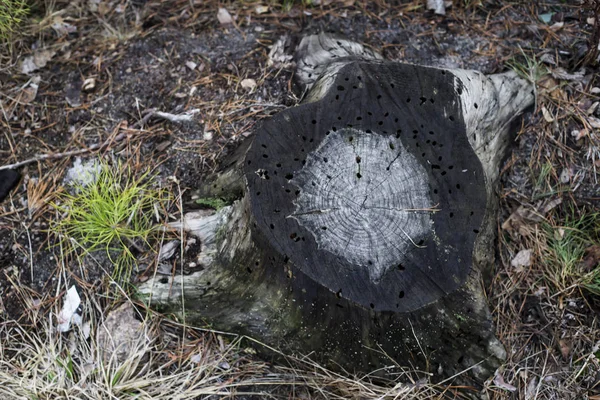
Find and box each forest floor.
[0,0,599,399]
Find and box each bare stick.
[0,109,201,171]
[0,132,126,171]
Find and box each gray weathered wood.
[140,34,534,385]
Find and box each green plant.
[53,162,169,282]
[507,50,549,85]
[542,208,600,295]
[195,197,228,211]
[0,0,29,40]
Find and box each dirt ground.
[1,0,599,399]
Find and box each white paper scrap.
[57,286,81,332]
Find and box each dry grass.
[1,0,599,399]
[0,273,458,399]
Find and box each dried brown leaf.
[582,245,600,271]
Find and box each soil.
[1,0,599,398]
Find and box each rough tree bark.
[140,34,535,384]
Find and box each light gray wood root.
[295,33,383,102]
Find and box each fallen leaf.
[541,197,562,214]
[51,16,77,36]
[581,245,600,271]
[502,205,543,235]
[558,339,571,359]
[20,49,56,74]
[493,372,517,392]
[541,106,554,122]
[538,12,554,24]
[511,249,533,270]
[97,302,152,365]
[591,87,600,94]
[525,377,538,400]
[549,22,564,31]
[240,78,257,90]
[268,35,294,67]
[571,129,587,141]
[588,116,600,129]
[554,228,565,240]
[551,67,585,81]
[57,286,81,332]
[427,0,445,15]
[559,167,572,184]
[65,80,82,107]
[20,76,41,103]
[539,53,557,66]
[217,8,233,25]
[190,353,202,363]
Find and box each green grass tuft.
[53,161,169,282]
[542,208,600,295]
[0,0,29,40]
[507,50,549,85]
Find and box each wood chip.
[82,77,96,91]
[427,0,445,14]
[217,8,233,25]
[255,5,269,14]
[158,240,180,261]
[155,140,171,153]
[185,61,198,70]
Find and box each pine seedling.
[54,162,169,282]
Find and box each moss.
[455,314,467,322]
[195,197,229,210]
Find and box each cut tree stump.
[140,34,534,383]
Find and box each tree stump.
[141,34,534,383]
